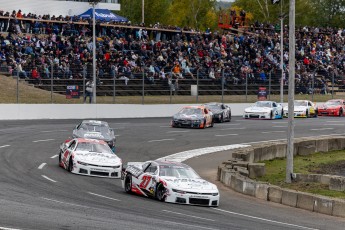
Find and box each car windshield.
[178,108,202,115]
[325,101,341,106]
[294,101,308,106]
[205,104,221,110]
[80,123,110,133]
[254,101,272,108]
[159,165,201,179]
[76,142,113,154]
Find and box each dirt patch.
[308,160,345,176]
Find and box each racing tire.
[340,109,343,117]
[281,109,284,119]
[58,152,62,167]
[306,110,309,118]
[220,115,224,123]
[124,175,132,194]
[228,113,231,122]
[314,110,318,118]
[270,111,273,120]
[201,120,206,129]
[210,120,214,127]
[156,183,166,202]
[68,157,73,172]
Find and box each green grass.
[259,150,345,199]
[0,75,338,104]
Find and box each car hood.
[210,109,223,115]
[162,177,217,191]
[173,114,204,120]
[75,131,114,141]
[320,104,340,109]
[245,107,271,112]
[283,106,306,111]
[74,151,121,166]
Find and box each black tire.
[270,111,273,120]
[220,115,224,123]
[68,157,73,172]
[306,110,309,118]
[210,120,214,127]
[228,112,231,122]
[202,120,206,129]
[340,109,343,117]
[314,109,318,118]
[281,109,284,119]
[124,175,132,193]
[58,152,62,167]
[156,183,166,201]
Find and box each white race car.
[121,160,220,206]
[283,100,318,118]
[59,138,122,178]
[243,101,283,119]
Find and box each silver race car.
[73,120,116,152]
[203,102,231,123]
[59,138,122,178]
[121,160,220,206]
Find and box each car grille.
[90,171,109,176]
[186,192,215,196]
[88,163,120,168]
[189,198,210,205]
[176,197,187,204]
[249,114,260,118]
[111,172,118,177]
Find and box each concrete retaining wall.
[0,103,252,120]
[218,136,345,218]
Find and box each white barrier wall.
[0,104,252,120]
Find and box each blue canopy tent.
[78,9,128,22]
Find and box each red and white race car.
[59,138,122,178]
[317,99,345,116]
[121,160,220,206]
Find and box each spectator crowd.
[0,9,344,95]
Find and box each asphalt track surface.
[0,117,345,230]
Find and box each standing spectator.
[84,79,94,104]
[31,67,41,85]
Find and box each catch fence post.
[113,71,116,103]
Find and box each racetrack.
[0,117,345,230]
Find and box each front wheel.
[58,152,63,167]
[270,111,273,120]
[306,110,309,118]
[124,175,132,193]
[68,157,73,172]
[156,183,166,201]
[339,109,343,117]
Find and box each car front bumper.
[72,162,122,178]
[243,112,270,119]
[165,190,220,206]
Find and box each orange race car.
[171,106,214,128]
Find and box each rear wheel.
[58,152,62,167]
[124,175,132,193]
[340,109,343,117]
[306,110,309,118]
[220,115,224,123]
[201,120,206,129]
[270,111,273,120]
[156,183,166,201]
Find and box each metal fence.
[7,65,344,104]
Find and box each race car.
[243,101,283,119]
[203,102,231,123]
[171,106,213,128]
[317,99,345,116]
[283,100,318,118]
[121,160,219,206]
[59,138,122,178]
[73,120,116,152]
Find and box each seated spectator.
[31,67,41,85]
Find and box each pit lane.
[0,117,344,230]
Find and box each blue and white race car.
[243,101,283,119]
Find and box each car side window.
[273,103,277,107]
[308,102,312,106]
[144,163,158,174]
[68,141,77,150]
[142,162,150,171]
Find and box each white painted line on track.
[40,130,68,133]
[41,175,57,183]
[215,134,239,137]
[0,227,22,230]
[157,144,250,163]
[162,210,215,222]
[42,198,85,207]
[164,221,218,230]
[0,145,10,149]
[38,163,46,170]
[273,126,287,128]
[50,155,58,159]
[261,131,286,134]
[323,123,345,126]
[33,139,55,143]
[166,130,190,133]
[310,128,334,131]
[148,139,175,143]
[221,123,241,126]
[88,192,120,201]
[220,127,245,130]
[213,208,319,230]
[325,121,344,123]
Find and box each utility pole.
[286,0,295,183]
[142,0,145,24]
[280,0,284,104]
[89,0,102,104]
